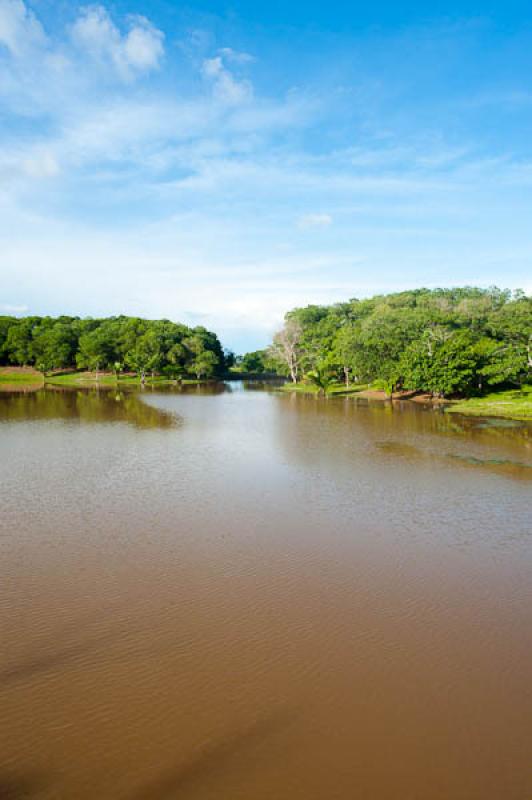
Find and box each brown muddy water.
[1,382,531,800]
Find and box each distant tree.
[224,349,236,370]
[332,325,361,386]
[269,319,303,382]
[32,320,78,371]
[125,331,162,384]
[240,350,267,373]
[77,327,116,375]
[190,350,218,379]
[266,287,531,397]
[0,317,15,365]
[0,289,528,399]
[487,294,532,384]
[417,331,479,397]
[165,342,187,378]
[5,318,37,366]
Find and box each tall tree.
[269,319,303,382]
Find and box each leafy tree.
[224,349,236,370]
[268,287,531,397]
[0,317,15,365]
[5,318,38,365]
[1,289,529,397]
[125,331,163,383]
[306,368,334,395]
[401,330,479,397]
[239,350,268,373]
[32,320,78,371]
[190,350,218,379]
[77,326,116,374]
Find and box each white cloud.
[218,47,255,64]
[0,146,59,181]
[22,150,60,178]
[1,4,531,352]
[70,5,164,80]
[202,53,253,106]
[0,303,28,314]
[0,0,46,56]
[297,213,333,229]
[122,15,164,71]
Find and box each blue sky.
[1,1,532,351]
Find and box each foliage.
[268,288,531,397]
[237,349,269,373]
[0,315,226,379]
[306,369,334,395]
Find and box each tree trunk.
[343,366,350,387]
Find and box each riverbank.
[446,386,532,421]
[45,371,198,387]
[0,366,44,383]
[280,380,532,420]
[279,382,440,401]
[0,367,211,389]
[279,381,373,396]
[2,369,531,420]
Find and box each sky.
[1,1,532,352]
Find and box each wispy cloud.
[0,0,46,57]
[0,2,531,349]
[297,213,333,229]
[218,46,255,64]
[0,303,29,314]
[70,5,164,80]
[201,51,253,105]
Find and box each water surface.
[1,383,531,799]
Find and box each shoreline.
[279,381,532,421]
[1,368,531,421]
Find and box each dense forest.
[258,287,531,397]
[0,315,228,380]
[3,288,531,396]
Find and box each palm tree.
[306,369,333,396]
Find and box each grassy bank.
[0,368,212,388]
[280,379,532,421]
[0,367,43,384]
[279,381,373,396]
[46,372,152,386]
[446,386,532,421]
[44,371,207,387]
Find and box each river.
[1,382,531,799]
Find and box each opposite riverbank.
[0,367,206,389]
[279,380,532,420]
[2,368,531,420]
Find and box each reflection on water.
[0,385,179,429]
[0,384,531,800]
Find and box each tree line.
[259,287,531,397]
[0,315,228,380]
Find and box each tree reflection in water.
[0,386,180,430]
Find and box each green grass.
[0,368,43,384]
[446,385,532,421]
[44,371,208,387]
[281,380,532,420]
[279,381,374,396]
